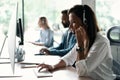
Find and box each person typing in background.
[39,10,76,57]
[30,16,54,48]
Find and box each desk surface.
[0,43,92,80]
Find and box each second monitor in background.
[16,18,24,45]
[16,18,25,62]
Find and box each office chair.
[107,26,120,45]
[107,26,120,79]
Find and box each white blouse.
[62,32,116,80]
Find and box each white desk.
[0,43,92,80]
[0,60,92,80]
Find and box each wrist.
[76,46,85,60]
[76,46,85,52]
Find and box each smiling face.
[69,12,84,33]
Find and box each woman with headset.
[37,5,116,80]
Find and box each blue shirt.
[36,28,54,48]
[49,29,76,57]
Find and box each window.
[24,0,81,29]
[0,0,16,35]
[24,0,81,44]
[96,0,120,32]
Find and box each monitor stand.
[0,35,10,64]
[0,35,8,57]
[0,35,25,64]
[0,63,22,78]
[15,45,25,62]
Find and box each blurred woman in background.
[30,17,54,48]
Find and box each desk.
[0,43,92,80]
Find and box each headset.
[82,5,87,26]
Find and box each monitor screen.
[16,18,24,45]
[7,2,18,74]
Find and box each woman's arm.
[37,59,66,71]
[75,27,89,61]
[30,41,44,46]
[37,44,78,71]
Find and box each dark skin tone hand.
[40,48,50,55]
[37,63,53,72]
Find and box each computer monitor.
[7,1,25,74]
[7,2,18,74]
[16,18,24,45]
[16,18,25,63]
